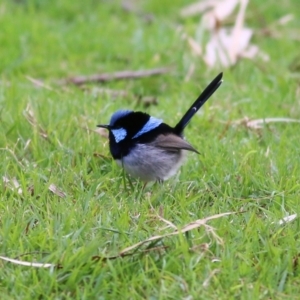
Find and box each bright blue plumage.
[111,128,127,143]
[133,116,163,139]
[109,110,132,126]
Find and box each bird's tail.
[174,72,223,134]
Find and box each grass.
[1,0,300,298]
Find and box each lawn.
[1,0,300,298]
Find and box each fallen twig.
[0,255,56,268]
[116,211,233,257]
[57,67,172,86]
[231,117,300,129]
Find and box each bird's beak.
[97,124,110,130]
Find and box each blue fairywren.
[97,73,223,182]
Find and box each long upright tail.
[174,72,223,134]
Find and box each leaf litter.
[181,0,270,68]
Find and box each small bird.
[97,73,223,182]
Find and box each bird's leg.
[121,159,134,192]
[157,179,164,184]
[142,182,148,190]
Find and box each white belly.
[116,144,186,182]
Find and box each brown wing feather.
[150,134,199,154]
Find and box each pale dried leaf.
[229,0,249,61]
[181,0,238,21]
[12,178,22,194]
[49,184,66,198]
[188,0,264,68]
[2,176,22,194]
[204,27,253,67]
[204,29,235,67]
[277,14,294,26]
[204,0,249,65]
[278,214,297,225]
[201,0,239,30]
[231,27,252,61]
[0,255,55,268]
[180,0,217,18]
[202,11,218,30]
[214,0,239,21]
[26,76,53,90]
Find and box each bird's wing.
[150,134,199,153]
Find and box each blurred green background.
[1,0,300,298]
